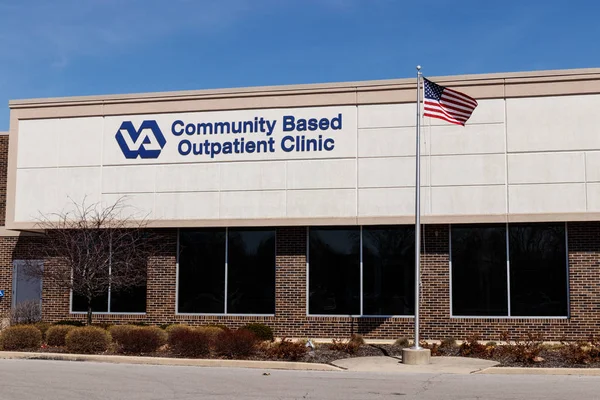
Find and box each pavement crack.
[414,374,440,396]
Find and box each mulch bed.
[13,343,600,368]
[424,345,600,368]
[19,343,404,365]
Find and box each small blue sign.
[0,290,4,298]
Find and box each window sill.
[307,314,415,318]
[450,315,568,319]
[70,312,147,315]
[175,313,275,317]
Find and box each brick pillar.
[274,226,307,337]
[146,229,178,325]
[567,222,600,338]
[420,224,451,340]
[0,237,17,318]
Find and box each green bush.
[395,337,410,348]
[240,323,273,342]
[168,325,210,357]
[108,325,137,345]
[215,329,258,359]
[46,325,77,347]
[34,322,52,339]
[116,327,167,354]
[54,320,85,327]
[65,327,110,354]
[0,325,42,350]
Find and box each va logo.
[115,120,166,159]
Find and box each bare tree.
[26,198,165,325]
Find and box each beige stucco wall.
[6,68,600,229]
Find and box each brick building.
[2,68,600,340]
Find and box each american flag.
[423,78,478,126]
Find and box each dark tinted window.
[178,229,226,313]
[309,227,360,315]
[451,224,508,316]
[509,223,568,316]
[227,229,276,314]
[363,226,415,315]
[72,292,109,313]
[110,284,147,313]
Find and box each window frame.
[70,272,147,315]
[70,236,148,315]
[175,227,276,317]
[12,259,44,309]
[306,226,416,318]
[449,222,570,319]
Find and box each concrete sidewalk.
[332,356,498,374]
[3,352,600,376]
[0,351,341,371]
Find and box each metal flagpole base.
[402,348,431,365]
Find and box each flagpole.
[413,65,422,350]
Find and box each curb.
[0,352,343,372]
[478,367,600,376]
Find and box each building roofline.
[9,67,600,109]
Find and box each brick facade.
[0,223,591,341]
[1,132,599,341]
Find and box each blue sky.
[0,0,597,130]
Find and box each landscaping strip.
[0,351,342,371]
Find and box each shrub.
[54,320,85,327]
[560,337,600,364]
[10,301,42,325]
[91,323,113,330]
[419,341,441,356]
[329,337,362,354]
[350,334,365,345]
[197,326,224,344]
[240,323,273,342]
[165,324,190,334]
[116,327,167,354]
[204,324,229,331]
[0,325,42,350]
[108,325,137,345]
[215,329,258,359]
[168,325,210,357]
[440,337,457,349]
[266,338,307,361]
[65,327,110,354]
[34,322,52,339]
[501,332,544,364]
[459,334,487,357]
[395,337,411,348]
[46,325,77,347]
